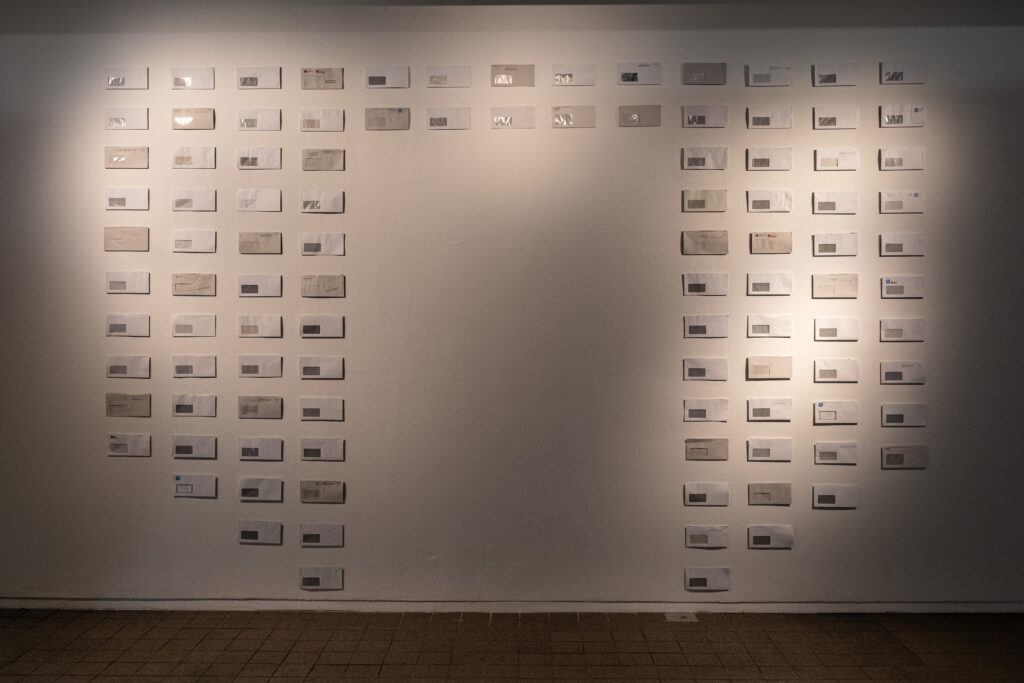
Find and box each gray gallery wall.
[1,1,1023,609]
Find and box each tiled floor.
[1,609,1022,681]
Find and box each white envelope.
[685,438,728,461]
[301,67,343,89]
[551,105,596,129]
[682,147,728,170]
[746,272,792,296]
[171,189,216,212]
[300,356,344,380]
[107,433,151,457]
[238,274,282,298]
[426,64,471,88]
[238,396,283,419]
[880,190,925,213]
[302,149,345,171]
[684,482,729,506]
[813,190,857,214]
[172,146,216,169]
[106,393,151,417]
[812,273,858,298]
[238,315,282,338]
[747,356,792,380]
[300,437,346,461]
[172,229,216,253]
[238,521,282,545]
[104,146,148,169]
[684,398,728,422]
[684,314,728,338]
[104,227,148,252]
[618,104,661,127]
[106,355,150,379]
[880,318,925,342]
[747,63,791,86]
[300,397,345,421]
[301,274,345,298]
[105,66,148,90]
[815,317,858,341]
[881,445,928,469]
[747,438,792,462]
[747,314,791,338]
[365,107,411,130]
[747,148,791,171]
[617,61,661,85]
[237,189,281,212]
[748,398,792,421]
[237,66,281,89]
[683,272,728,296]
[813,63,858,87]
[301,189,344,213]
[237,109,281,131]
[881,60,927,84]
[815,358,859,383]
[880,232,925,257]
[880,104,926,128]
[813,484,859,509]
[427,107,472,130]
[551,63,595,86]
[813,232,858,256]
[106,187,149,211]
[236,147,281,170]
[239,436,283,461]
[747,190,791,213]
[172,354,216,378]
[106,271,149,294]
[171,66,214,89]
[683,357,727,381]
[171,313,216,337]
[491,64,535,87]
[104,107,148,130]
[881,361,926,385]
[239,478,283,502]
[815,148,859,171]
[238,355,282,378]
[106,313,149,337]
[682,230,728,255]
[300,315,345,338]
[685,525,729,549]
[301,232,345,256]
[747,105,792,129]
[683,189,727,212]
[239,232,282,255]
[748,525,793,549]
[173,474,216,498]
[814,400,858,425]
[300,480,346,504]
[172,394,216,417]
[685,567,730,592]
[299,108,345,132]
[882,276,924,299]
[813,105,858,130]
[490,106,534,129]
[365,65,409,88]
[171,108,214,130]
[171,273,215,296]
[882,403,927,427]
[682,104,728,128]
[171,435,216,459]
[682,62,727,86]
[299,567,344,591]
[299,524,345,547]
[814,441,857,465]
[881,147,925,171]
[748,483,792,506]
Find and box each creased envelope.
[106,270,149,294]
[429,107,472,130]
[106,187,148,211]
[171,313,215,337]
[881,445,928,469]
[684,398,728,422]
[365,107,410,130]
[684,482,729,506]
[171,355,216,378]
[880,232,925,256]
[813,190,858,214]
[747,438,792,462]
[683,189,727,212]
[814,358,859,382]
[682,230,728,255]
[302,149,345,171]
[812,273,858,298]
[747,147,791,171]
[426,64,471,88]
[239,478,283,502]
[746,272,792,295]
[747,190,791,213]
[239,232,282,255]
[172,273,216,296]
[300,356,345,380]
[880,147,925,171]
[240,437,283,461]
[747,105,792,129]
[750,232,791,254]
[685,438,728,461]
[238,314,282,338]
[684,568,730,592]
[106,393,151,417]
[748,525,793,548]
[813,105,858,130]
[172,146,216,169]
[881,60,927,84]
[682,147,727,170]
[104,227,148,252]
[747,356,792,380]
[171,189,216,212]
[747,63,791,86]
[300,108,344,132]
[682,62,727,85]
[301,232,345,255]
[880,361,926,385]
[302,67,343,89]
[683,272,727,296]
[301,189,344,213]
[880,190,925,213]
[107,433,150,457]
[237,109,280,131]
[238,521,282,545]
[747,314,791,338]
[106,313,149,337]
[237,66,281,89]
[171,434,216,459]
[236,147,281,170]
[236,188,281,212]
[815,148,859,171]
[685,525,729,549]
[238,396,283,419]
[106,355,150,379]
[300,480,345,503]
[748,483,791,505]
[301,274,345,298]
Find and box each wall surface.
[1,2,1023,609]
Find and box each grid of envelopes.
[102,66,347,594]
[680,61,928,594]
